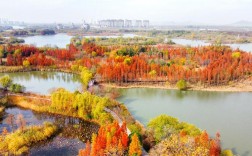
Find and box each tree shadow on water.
[231,148,250,156]
[121,98,137,105]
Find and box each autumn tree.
[0,75,13,90]
[80,67,93,89]
[129,133,142,156]
[79,121,130,156]
[16,113,26,132]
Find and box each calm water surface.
[118,88,252,156]
[0,107,99,156]
[21,33,139,48]
[0,71,82,95]
[1,71,251,155]
[173,38,252,52]
[20,34,72,48]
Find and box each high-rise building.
[143,20,150,28]
[125,20,132,27]
[134,20,142,27]
[98,19,149,28]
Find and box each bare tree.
[16,113,26,132]
[6,114,15,132]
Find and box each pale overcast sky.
[0,0,252,25]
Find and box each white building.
[134,20,142,27]
[143,20,150,28]
[125,20,132,27]
[98,19,149,28]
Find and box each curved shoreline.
[100,81,252,92]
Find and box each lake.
[21,33,139,48]
[0,107,99,155]
[172,38,252,52]
[118,88,252,156]
[1,71,251,155]
[0,71,82,95]
[20,34,73,48]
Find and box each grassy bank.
[0,96,8,113]
[7,91,143,133]
[0,66,76,74]
[0,122,58,155]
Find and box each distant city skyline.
[1,0,252,25]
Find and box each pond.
[172,38,252,52]
[0,71,82,95]
[118,88,252,156]
[0,107,99,156]
[21,33,139,48]
[20,34,73,48]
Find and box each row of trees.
[95,45,252,85]
[1,39,252,86]
[50,89,114,124]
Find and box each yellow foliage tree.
[128,133,142,156]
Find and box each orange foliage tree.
[79,121,134,156]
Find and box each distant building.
[125,20,132,27]
[56,24,64,30]
[98,19,149,28]
[143,20,150,28]
[98,19,124,28]
[71,23,76,29]
[133,20,142,28]
[82,21,90,31]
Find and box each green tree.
[147,114,200,142]
[0,48,4,65]
[10,83,25,93]
[176,79,187,90]
[147,114,179,142]
[0,75,13,90]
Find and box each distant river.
[21,33,139,48]
[172,38,252,52]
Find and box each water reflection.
[118,88,252,155]
[0,107,99,156]
[172,38,252,52]
[0,72,82,94]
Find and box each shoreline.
[100,81,252,92]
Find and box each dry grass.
[0,122,58,155]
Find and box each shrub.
[147,114,201,142]
[176,79,187,90]
[10,83,25,93]
[0,75,12,90]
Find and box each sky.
[0,0,252,25]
